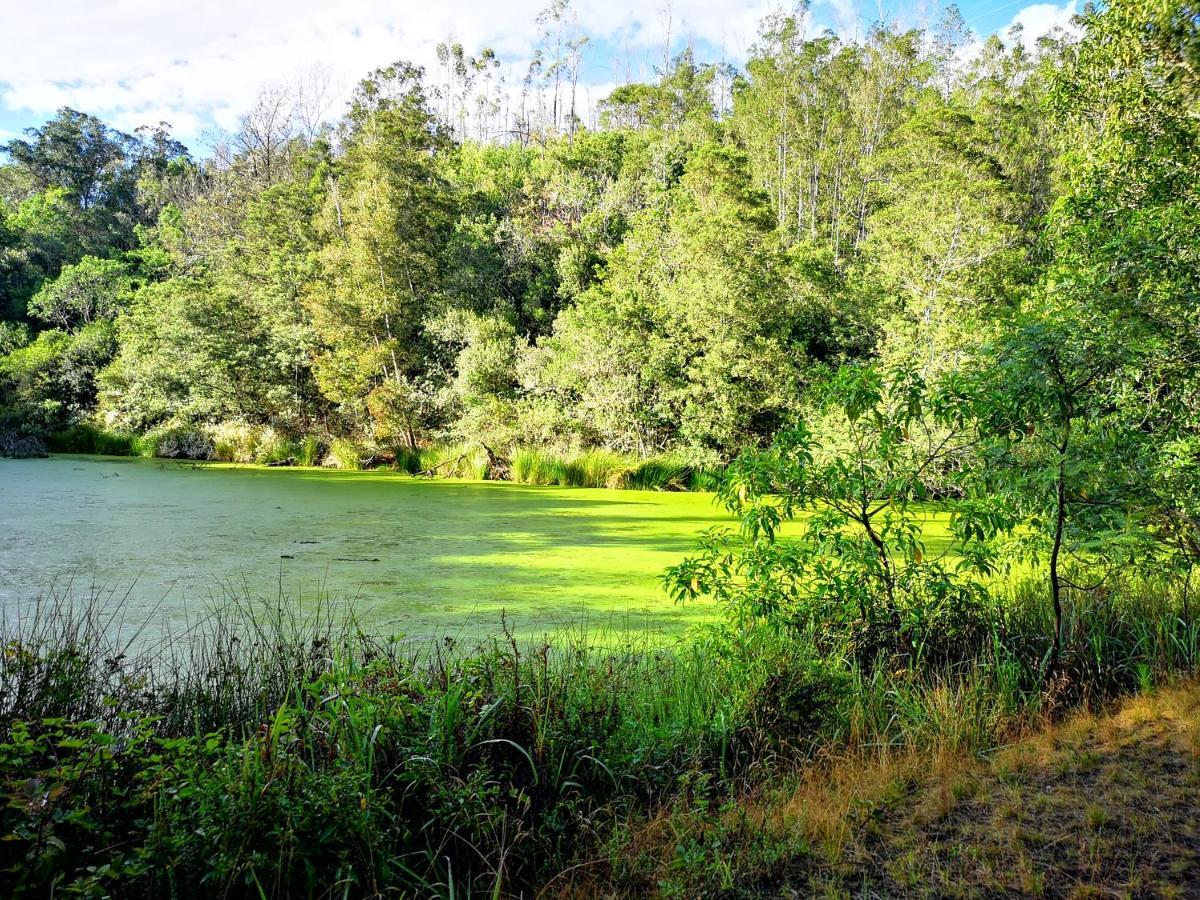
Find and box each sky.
[0,0,1080,151]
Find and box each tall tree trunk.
[1048,417,1071,675]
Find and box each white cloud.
[1001,1,1080,49]
[952,1,1080,69]
[0,1,1082,143]
[0,0,773,141]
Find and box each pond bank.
[45,423,725,491]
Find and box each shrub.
[148,426,213,460]
[325,438,364,470]
[209,421,264,462]
[511,448,640,488]
[47,422,139,456]
[419,443,489,479]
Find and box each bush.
[0,593,784,896]
[148,426,213,460]
[35,429,727,491]
[392,444,424,473]
[209,421,266,462]
[508,448,722,491]
[324,438,364,470]
[0,431,48,458]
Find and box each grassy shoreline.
[44,422,725,491]
[3,572,1198,897]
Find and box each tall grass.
[3,570,1199,896]
[509,447,722,490]
[326,437,364,469]
[0,586,784,896]
[42,426,727,492]
[47,422,156,457]
[627,452,723,492]
[48,422,327,466]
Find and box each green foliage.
[307,63,452,447]
[533,140,812,456]
[669,364,1009,665]
[326,437,365,470]
[0,323,116,430]
[0,13,1083,473]
[27,255,133,329]
[1045,0,1200,575]
[0,592,844,897]
[0,321,31,355]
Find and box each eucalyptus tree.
[732,17,931,259]
[860,98,1024,376]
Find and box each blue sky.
[0,0,1078,151]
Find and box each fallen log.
[482,443,511,481]
[418,453,467,477]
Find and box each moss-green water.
[0,455,955,640]
[0,455,722,639]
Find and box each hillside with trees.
[2,4,1076,467]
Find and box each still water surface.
[0,455,731,640]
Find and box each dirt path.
[821,685,1200,897]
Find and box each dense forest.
[5,0,1200,895]
[0,1,1126,469]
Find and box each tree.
[602,49,717,133]
[532,143,809,456]
[0,322,117,429]
[308,62,452,446]
[100,276,287,430]
[972,297,1148,671]
[860,99,1025,375]
[27,255,133,329]
[1046,0,1200,570]
[3,109,136,211]
[732,20,931,258]
[668,364,1005,664]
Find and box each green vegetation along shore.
[4,572,1199,897]
[42,422,725,491]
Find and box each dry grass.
[822,681,1200,897]
[580,682,1200,898]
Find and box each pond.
[0,454,735,641]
